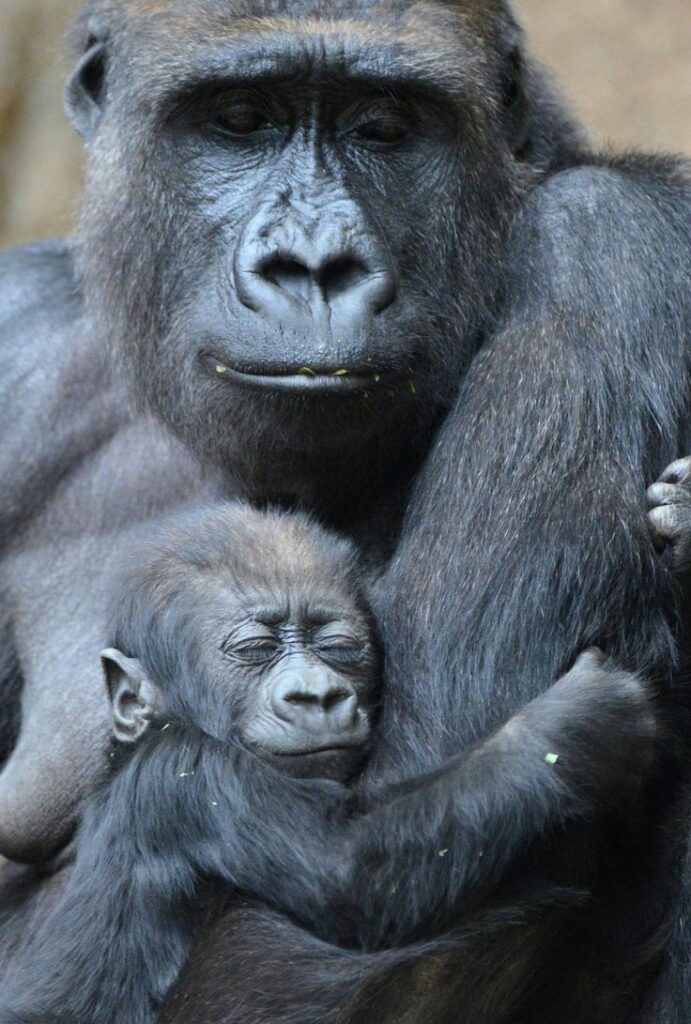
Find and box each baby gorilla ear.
[101,649,162,745]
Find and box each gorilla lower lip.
[232,372,369,394]
[205,355,385,394]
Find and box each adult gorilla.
[0,0,690,1020]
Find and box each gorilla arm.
[374,159,691,775]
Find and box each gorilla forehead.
[114,0,508,24]
[125,504,361,610]
[82,0,513,95]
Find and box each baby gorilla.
[0,503,656,1024]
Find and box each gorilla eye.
[353,118,409,146]
[224,638,281,665]
[344,99,413,149]
[313,637,364,666]
[211,99,272,139]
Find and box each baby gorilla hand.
[647,456,691,569]
[508,649,656,808]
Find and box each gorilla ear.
[65,39,108,141]
[101,649,161,745]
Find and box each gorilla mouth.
[273,745,360,758]
[265,744,368,781]
[202,353,390,395]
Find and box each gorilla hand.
[647,456,691,569]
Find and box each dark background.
[0,0,690,251]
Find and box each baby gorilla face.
[223,602,376,781]
[104,502,380,783]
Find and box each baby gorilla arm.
[340,651,655,948]
[0,654,654,1024]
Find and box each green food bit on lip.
[334,369,349,376]
[545,753,560,765]
[373,374,381,383]
[408,380,417,395]
[299,367,316,377]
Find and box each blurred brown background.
[0,0,689,252]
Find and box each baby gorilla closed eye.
[103,503,378,784]
[0,503,657,1024]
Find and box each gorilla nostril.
[260,256,370,305]
[284,690,319,706]
[319,257,368,301]
[281,687,354,714]
[261,258,315,303]
[255,253,395,313]
[322,689,353,712]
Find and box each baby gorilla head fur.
[101,502,379,782]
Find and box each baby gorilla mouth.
[264,744,369,782]
[275,744,362,757]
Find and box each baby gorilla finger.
[646,482,691,508]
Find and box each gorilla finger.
[647,505,691,548]
[646,482,691,508]
[572,647,605,671]
[657,456,691,486]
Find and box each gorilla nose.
[235,229,396,328]
[271,672,360,733]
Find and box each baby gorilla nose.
[258,662,370,781]
[271,669,360,735]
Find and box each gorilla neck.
[223,430,427,543]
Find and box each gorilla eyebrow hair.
[159,34,475,105]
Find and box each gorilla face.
[73,0,525,502]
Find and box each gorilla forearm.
[0,740,202,1024]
